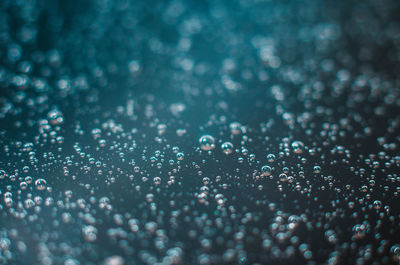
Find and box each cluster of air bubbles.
[47,109,64,125]
[0,0,400,264]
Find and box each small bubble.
[221,142,234,154]
[267,154,276,162]
[199,135,215,151]
[35,178,47,191]
[291,141,305,154]
[48,109,64,125]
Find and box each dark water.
[1,0,400,264]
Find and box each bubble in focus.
[199,135,216,151]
